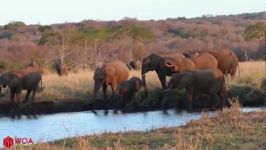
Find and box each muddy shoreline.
[0,85,265,118]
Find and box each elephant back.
[162,52,185,62]
[191,53,218,70]
[103,60,130,85]
[208,49,239,76]
[7,67,42,81]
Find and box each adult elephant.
[167,68,226,110]
[141,53,185,95]
[164,52,218,72]
[0,67,42,103]
[93,60,130,99]
[207,49,239,77]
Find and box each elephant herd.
[0,49,239,111]
[93,49,239,110]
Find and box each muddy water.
[0,107,264,147]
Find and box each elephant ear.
[8,74,22,88]
[164,58,175,67]
[142,57,151,65]
[164,58,180,72]
[177,73,193,90]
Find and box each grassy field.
[11,102,266,150]
[37,61,265,100]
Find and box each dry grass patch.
[14,102,266,150]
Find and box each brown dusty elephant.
[93,60,130,99]
[141,53,185,95]
[165,52,218,72]
[115,77,143,107]
[207,49,239,77]
[167,68,226,110]
[0,67,42,103]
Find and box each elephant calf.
[115,77,143,107]
[168,68,226,110]
[0,68,42,103]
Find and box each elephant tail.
[230,62,240,78]
[237,63,240,78]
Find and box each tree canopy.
[244,22,265,41]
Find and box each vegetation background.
[0,12,264,71]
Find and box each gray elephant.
[0,67,42,103]
[142,53,185,95]
[115,77,143,108]
[167,68,226,110]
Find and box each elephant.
[207,49,239,77]
[93,60,130,99]
[0,67,42,103]
[164,57,195,72]
[129,60,141,70]
[167,68,226,110]
[141,53,185,95]
[232,48,250,62]
[54,62,68,76]
[165,52,218,72]
[115,77,143,107]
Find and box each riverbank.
[0,87,265,117]
[0,61,265,117]
[13,102,266,150]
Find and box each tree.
[38,25,52,32]
[38,29,73,65]
[244,22,265,41]
[121,25,154,60]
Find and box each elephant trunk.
[141,73,148,96]
[93,82,101,100]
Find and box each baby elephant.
[168,68,226,111]
[115,77,143,108]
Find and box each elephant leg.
[111,81,118,100]
[23,90,31,103]
[30,89,37,103]
[102,83,107,99]
[186,94,193,111]
[15,88,23,103]
[158,73,167,90]
[185,87,194,111]
[10,88,15,104]
[218,92,227,107]
[15,92,21,103]
[211,94,221,109]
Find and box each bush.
[168,28,191,38]
[228,85,265,106]
[4,21,26,30]
[0,31,12,39]
[0,60,22,70]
